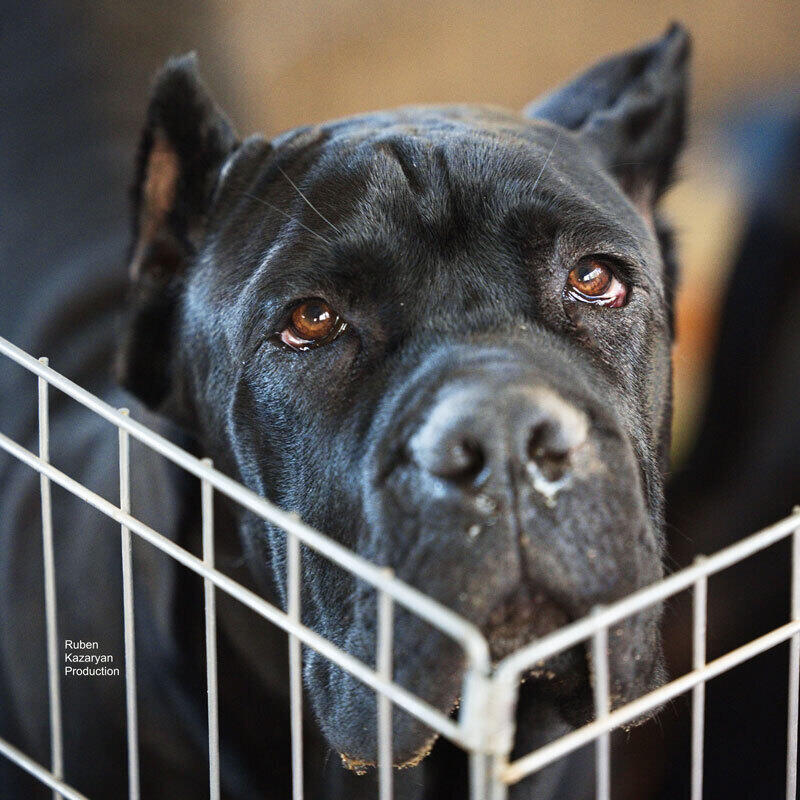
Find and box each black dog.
[0,23,689,799]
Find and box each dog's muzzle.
[306,341,665,768]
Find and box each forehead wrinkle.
[255,230,389,315]
[358,131,590,221]
[219,235,292,356]
[303,126,562,246]
[358,144,636,262]
[526,153,660,264]
[372,137,428,194]
[236,114,663,317]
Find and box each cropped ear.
[117,54,237,413]
[524,23,690,213]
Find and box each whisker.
[276,164,342,235]
[531,130,561,194]
[240,191,332,245]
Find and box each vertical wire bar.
[591,618,611,800]
[691,564,708,800]
[484,670,518,800]
[485,753,506,800]
[38,360,63,800]
[377,577,394,800]
[201,458,221,800]
[787,524,800,800]
[287,530,303,800]
[118,409,140,800]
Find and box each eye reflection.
[279,300,346,350]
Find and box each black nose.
[408,384,587,487]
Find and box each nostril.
[409,412,487,484]
[438,438,485,482]
[527,422,570,482]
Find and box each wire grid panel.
[0,332,798,800]
[487,510,800,800]
[0,335,491,800]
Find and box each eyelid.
[575,252,627,277]
[566,275,627,307]
[596,255,643,288]
[279,321,347,351]
[272,290,346,324]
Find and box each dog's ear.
[118,54,237,413]
[524,23,690,213]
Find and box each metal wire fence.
[0,333,798,800]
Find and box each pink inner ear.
[130,132,180,279]
[143,132,180,237]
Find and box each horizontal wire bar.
[503,618,800,784]
[0,335,489,672]
[496,509,800,684]
[0,736,89,800]
[0,430,468,748]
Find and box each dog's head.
[119,25,689,768]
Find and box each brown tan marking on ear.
[131,132,180,279]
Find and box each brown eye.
[566,259,628,308]
[568,259,611,295]
[279,300,345,350]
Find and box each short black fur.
[1,24,691,800]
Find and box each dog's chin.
[533,636,666,733]
[304,556,665,772]
[335,687,461,773]
[317,629,664,774]
[305,638,466,772]
[339,730,444,774]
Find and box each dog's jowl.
[0,23,690,800]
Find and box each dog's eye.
[279,300,346,350]
[565,258,628,308]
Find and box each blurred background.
[79,0,799,463]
